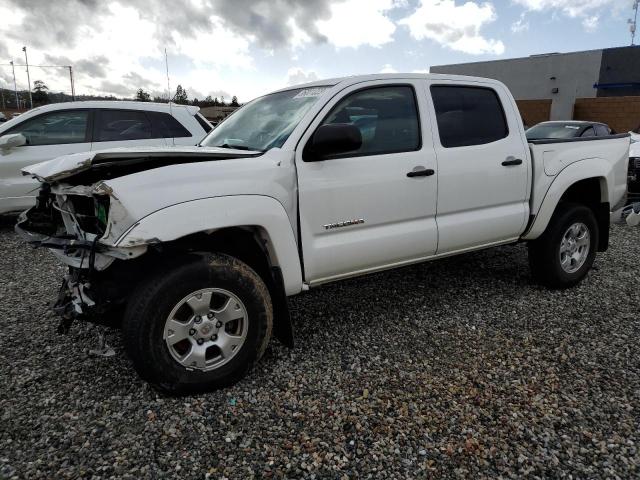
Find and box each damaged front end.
[16,181,147,332]
[16,147,265,333]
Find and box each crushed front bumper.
[14,188,148,332]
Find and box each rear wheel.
[122,253,272,394]
[528,203,598,289]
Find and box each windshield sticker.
[564,126,580,129]
[293,88,328,99]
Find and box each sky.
[0,0,636,103]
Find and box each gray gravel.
[1,215,639,479]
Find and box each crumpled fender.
[523,158,612,240]
[115,195,303,295]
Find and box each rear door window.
[94,110,152,142]
[430,85,508,148]
[8,110,89,146]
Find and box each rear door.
[296,80,439,284]
[426,81,530,254]
[91,109,167,151]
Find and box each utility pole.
[10,61,19,110]
[68,66,75,100]
[631,1,639,46]
[22,46,33,109]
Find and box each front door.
[0,109,92,212]
[296,80,439,284]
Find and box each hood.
[22,145,262,183]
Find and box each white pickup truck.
[16,74,630,393]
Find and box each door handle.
[407,167,435,177]
[502,157,523,166]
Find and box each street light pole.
[10,61,19,110]
[631,1,639,46]
[22,46,33,109]
[68,66,75,101]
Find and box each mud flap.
[270,266,294,348]
[595,202,610,252]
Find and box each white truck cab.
[15,74,630,393]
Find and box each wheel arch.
[523,160,611,251]
[114,196,302,347]
[166,226,295,348]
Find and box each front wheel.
[122,253,273,394]
[528,203,599,289]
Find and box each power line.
[0,62,75,103]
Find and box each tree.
[135,88,151,102]
[173,85,188,104]
[230,95,239,107]
[202,95,213,107]
[192,97,200,106]
[32,80,49,105]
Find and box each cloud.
[209,0,335,49]
[511,13,530,33]
[316,0,399,49]
[380,64,398,73]
[45,54,110,78]
[3,0,110,50]
[286,67,319,85]
[98,80,133,97]
[399,0,505,55]
[512,0,619,31]
[582,15,599,32]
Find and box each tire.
[122,253,272,394]
[528,202,599,289]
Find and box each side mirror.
[0,133,27,150]
[305,123,362,161]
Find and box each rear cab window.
[430,85,508,148]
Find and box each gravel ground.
[1,216,639,479]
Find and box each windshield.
[526,123,584,140]
[201,86,330,151]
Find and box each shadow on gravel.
[0,214,18,230]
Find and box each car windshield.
[201,86,331,152]
[526,123,584,140]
